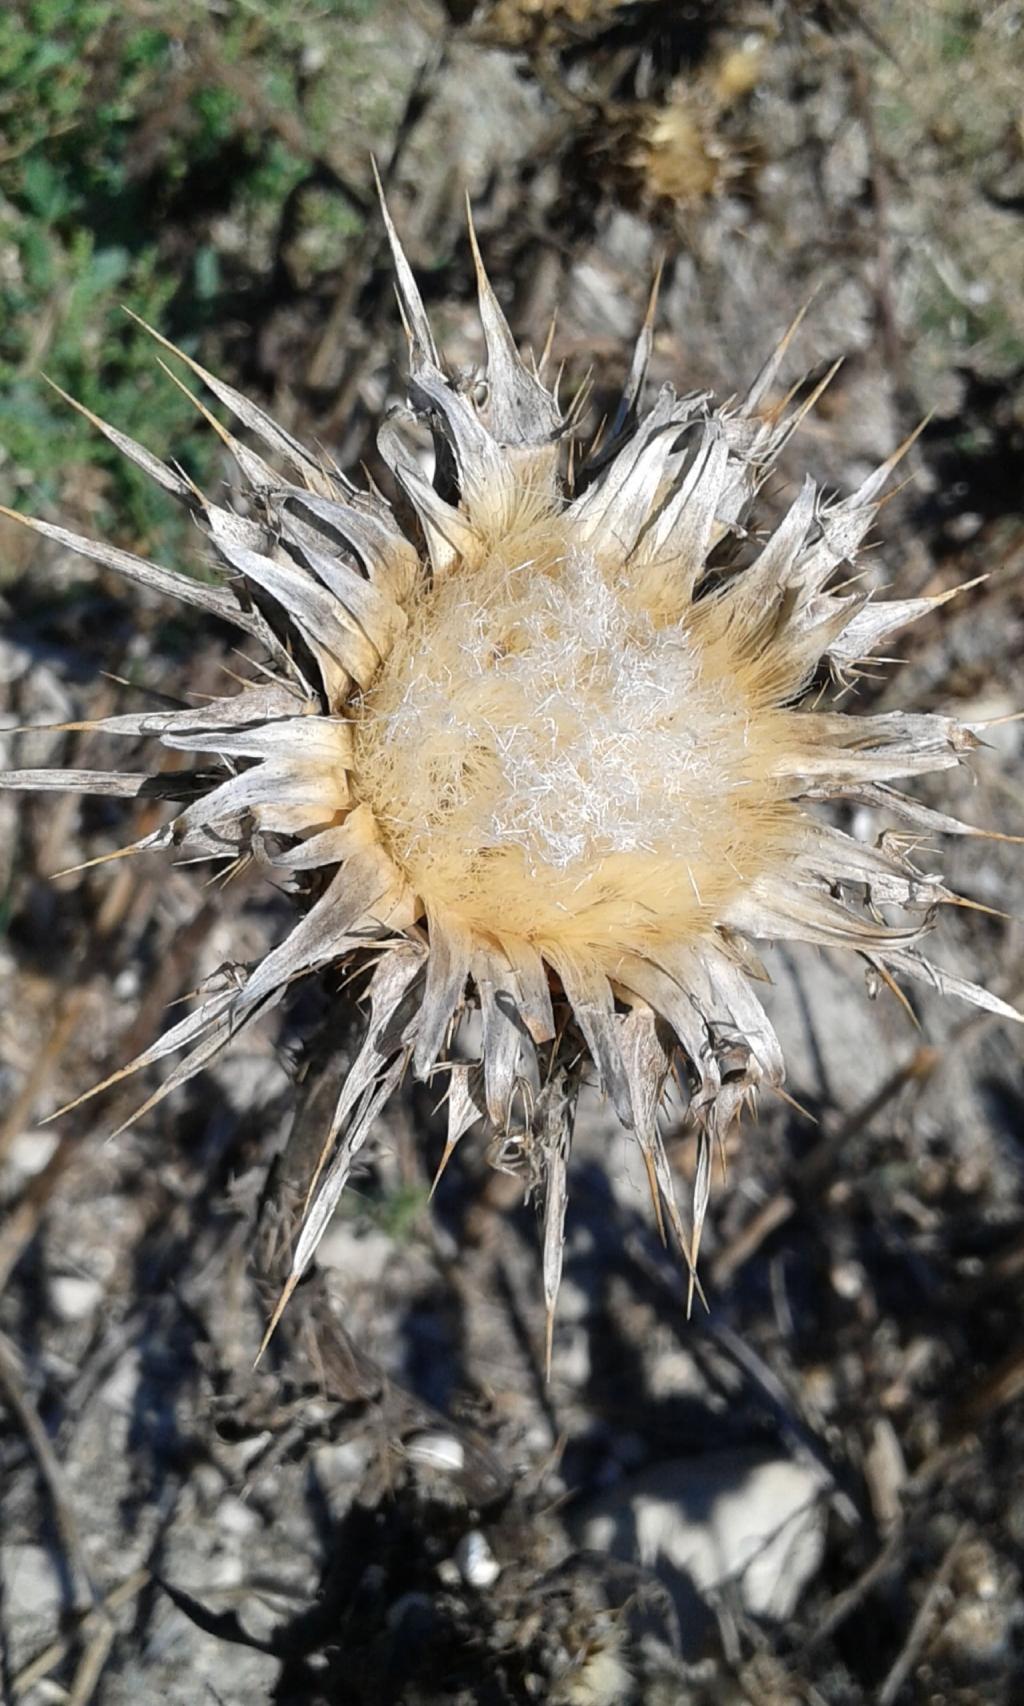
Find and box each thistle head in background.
[2,192,1019,1359]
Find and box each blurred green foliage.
[341,1178,430,1243]
[0,0,373,556]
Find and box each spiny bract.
[2,197,1019,1350]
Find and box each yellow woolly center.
[352,506,792,959]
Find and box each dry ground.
[1,3,1023,1702]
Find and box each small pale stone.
[575,1450,828,1630]
[113,966,141,1001]
[313,1439,371,1484]
[1,1543,64,1620]
[830,1259,867,1301]
[217,1495,261,1539]
[405,1431,465,1474]
[3,1127,61,1181]
[317,1221,395,1283]
[50,1273,104,1322]
[454,1530,501,1589]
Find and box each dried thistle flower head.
[636,81,735,208]
[480,0,620,49]
[633,29,766,213]
[2,195,1019,1354]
